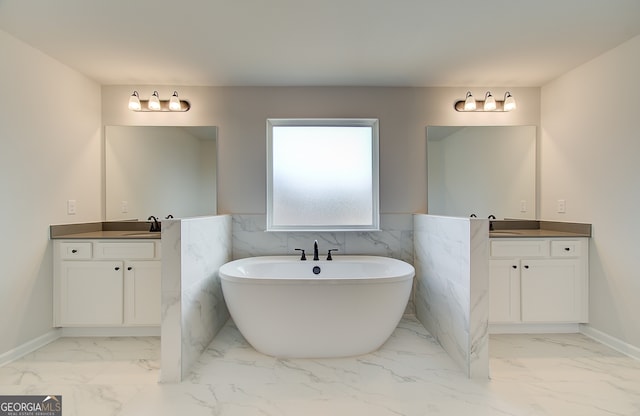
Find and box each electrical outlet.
[520,200,527,213]
[121,201,129,213]
[67,199,77,215]
[557,199,566,213]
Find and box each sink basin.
[123,232,157,237]
[490,231,521,236]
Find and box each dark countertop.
[489,220,591,238]
[50,221,161,240]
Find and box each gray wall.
[541,34,640,351]
[0,29,101,359]
[102,86,541,217]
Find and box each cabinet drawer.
[550,240,582,257]
[59,242,92,259]
[94,242,156,259]
[490,240,549,258]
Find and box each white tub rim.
[219,255,415,285]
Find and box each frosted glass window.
[267,119,380,231]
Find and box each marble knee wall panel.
[161,215,232,382]
[413,214,489,379]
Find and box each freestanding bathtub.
[219,255,415,358]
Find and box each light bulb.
[503,92,517,111]
[464,91,476,111]
[148,91,161,111]
[128,91,141,111]
[484,91,496,111]
[169,91,181,111]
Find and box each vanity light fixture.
[148,91,161,110]
[455,90,517,112]
[484,91,496,111]
[464,91,476,111]
[503,91,517,111]
[169,91,181,111]
[127,90,191,112]
[128,91,141,111]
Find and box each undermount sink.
[490,231,522,235]
[123,232,157,237]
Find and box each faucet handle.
[327,249,339,261]
[295,248,307,261]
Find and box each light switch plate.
[67,199,77,215]
[557,199,566,213]
[520,200,527,212]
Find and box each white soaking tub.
[219,255,414,358]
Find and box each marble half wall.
[232,213,415,313]
[231,214,414,262]
[413,214,489,379]
[160,215,232,382]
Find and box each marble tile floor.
[1,316,639,416]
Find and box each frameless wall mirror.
[267,118,380,231]
[105,126,217,220]
[427,125,536,219]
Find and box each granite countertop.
[489,220,591,239]
[50,221,162,240]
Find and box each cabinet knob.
[512,265,517,269]
[71,249,77,253]
[523,265,529,269]
[564,247,571,251]
[127,266,133,271]
[114,266,120,271]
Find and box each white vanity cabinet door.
[54,240,161,329]
[489,259,521,323]
[489,237,589,328]
[124,260,161,326]
[520,259,586,323]
[60,261,124,326]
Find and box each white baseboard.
[61,326,160,337]
[489,323,580,334]
[580,324,640,360]
[0,328,62,367]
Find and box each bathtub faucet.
[313,240,319,261]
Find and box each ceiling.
[1,0,639,87]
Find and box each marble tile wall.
[231,214,414,262]
[160,215,232,382]
[232,213,415,313]
[159,213,489,382]
[413,214,490,379]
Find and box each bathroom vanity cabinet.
[53,240,161,327]
[489,238,588,327]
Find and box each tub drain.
[312,266,321,275]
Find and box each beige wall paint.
[102,86,540,215]
[0,29,102,355]
[541,34,640,348]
